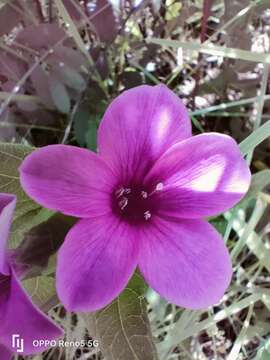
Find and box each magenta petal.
[0,271,62,355]
[0,194,16,275]
[0,345,12,360]
[98,84,191,180]
[56,216,139,311]
[20,145,116,218]
[145,133,251,218]
[139,217,232,309]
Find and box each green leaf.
[239,120,270,156]
[74,106,93,147]
[74,106,102,151]
[10,207,53,248]
[0,143,35,213]
[50,77,71,114]
[58,65,86,91]
[0,143,46,247]
[84,272,158,360]
[85,118,98,151]
[209,216,227,236]
[23,276,58,312]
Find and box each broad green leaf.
[74,106,94,147]
[58,65,86,92]
[10,207,53,248]
[0,143,47,247]
[74,97,105,150]
[86,119,98,151]
[84,272,158,360]
[0,143,36,214]
[209,215,227,236]
[23,276,58,312]
[49,77,71,114]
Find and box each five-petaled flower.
[20,85,251,312]
[0,193,62,358]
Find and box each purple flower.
[0,194,62,358]
[20,85,251,312]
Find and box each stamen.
[113,185,154,223]
[148,182,164,197]
[119,197,128,210]
[115,187,131,198]
[156,182,164,191]
[141,191,148,199]
[144,211,151,220]
[115,188,125,198]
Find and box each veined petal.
[56,216,139,311]
[0,271,62,355]
[0,194,16,275]
[145,133,251,218]
[20,145,116,218]
[139,217,232,309]
[98,84,191,181]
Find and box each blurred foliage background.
[1,0,270,359]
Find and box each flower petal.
[98,84,191,181]
[20,145,116,218]
[138,217,232,309]
[0,345,12,360]
[0,194,16,275]
[145,133,251,218]
[56,216,139,311]
[0,272,62,355]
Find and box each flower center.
[112,185,153,224]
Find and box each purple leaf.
[63,0,82,21]
[16,24,65,50]
[13,214,75,275]
[53,45,87,70]
[0,53,26,91]
[0,1,22,36]
[90,0,118,43]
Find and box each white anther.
[124,188,131,194]
[156,182,164,191]
[115,188,125,198]
[144,211,151,220]
[119,197,128,210]
[141,191,148,199]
